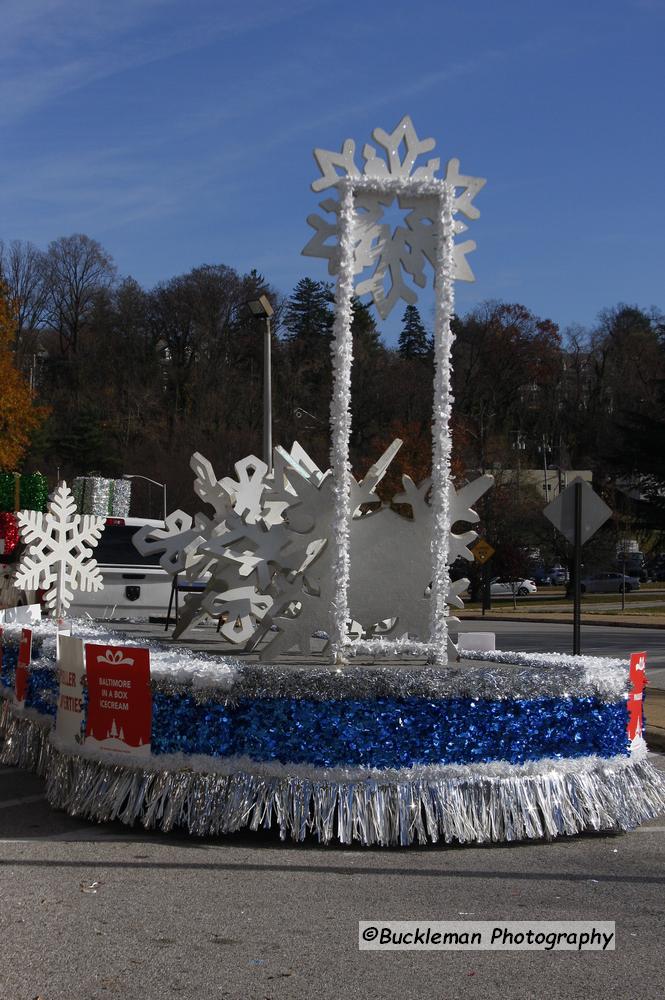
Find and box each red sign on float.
[628,651,647,741]
[15,627,32,704]
[84,644,152,755]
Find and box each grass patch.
[585,607,665,617]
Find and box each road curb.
[647,728,665,753]
[459,615,665,630]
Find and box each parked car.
[531,565,568,586]
[490,577,537,597]
[0,548,36,608]
[546,566,569,585]
[2,518,175,619]
[69,517,174,618]
[579,572,641,594]
[645,556,665,582]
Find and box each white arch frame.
[328,176,456,665]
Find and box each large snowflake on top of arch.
[302,115,486,319]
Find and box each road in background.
[456,620,665,678]
[115,617,665,684]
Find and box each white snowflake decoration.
[152,441,493,661]
[242,448,494,660]
[136,117,485,667]
[133,451,281,643]
[302,114,485,319]
[15,483,105,616]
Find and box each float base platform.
[1,627,664,848]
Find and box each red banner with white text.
[628,651,647,741]
[84,644,152,755]
[15,627,32,705]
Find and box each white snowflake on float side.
[154,440,493,660]
[133,451,281,644]
[244,447,494,660]
[302,114,485,318]
[15,483,105,616]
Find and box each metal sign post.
[482,562,492,615]
[471,539,495,617]
[544,477,611,656]
[573,480,582,655]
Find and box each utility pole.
[538,435,552,501]
[247,295,275,471]
[573,480,582,655]
[511,430,526,497]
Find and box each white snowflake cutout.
[220,455,270,524]
[133,511,202,575]
[15,483,105,615]
[191,452,235,522]
[303,114,485,319]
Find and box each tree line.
[1,233,663,570]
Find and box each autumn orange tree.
[0,282,48,469]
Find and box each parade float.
[1,116,663,846]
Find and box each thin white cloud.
[0,22,564,244]
[0,0,320,126]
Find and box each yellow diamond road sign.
[472,538,495,564]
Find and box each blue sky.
[1,0,663,344]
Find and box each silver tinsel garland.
[0,620,632,704]
[3,677,664,846]
[328,180,357,661]
[149,658,630,705]
[429,181,455,662]
[0,700,53,775]
[42,739,665,846]
[72,476,132,518]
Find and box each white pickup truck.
[0,517,174,619]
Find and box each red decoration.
[84,643,152,751]
[628,651,647,741]
[0,512,19,557]
[15,626,32,703]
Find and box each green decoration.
[0,471,49,512]
[20,472,49,512]
[0,473,14,512]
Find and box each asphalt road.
[122,617,665,684]
[128,616,665,666]
[1,758,664,1000]
[3,620,665,999]
[115,616,665,687]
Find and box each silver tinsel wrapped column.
[110,478,132,518]
[72,476,132,517]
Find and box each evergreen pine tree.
[351,297,383,356]
[283,278,334,343]
[398,305,430,359]
[57,407,122,476]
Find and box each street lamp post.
[510,430,526,497]
[538,435,553,499]
[247,295,274,469]
[123,474,167,521]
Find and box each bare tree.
[43,234,116,354]
[0,239,48,361]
